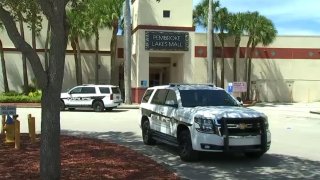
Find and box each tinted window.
[111,87,120,94]
[180,90,238,107]
[164,90,178,106]
[151,89,168,105]
[99,87,110,94]
[81,87,96,94]
[70,87,82,94]
[141,89,154,103]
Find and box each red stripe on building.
[195,46,320,60]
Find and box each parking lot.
[15,103,320,179]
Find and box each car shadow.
[61,130,320,180]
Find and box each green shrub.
[1,91,21,96]
[0,94,41,103]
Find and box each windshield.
[180,90,238,107]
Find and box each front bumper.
[191,128,271,152]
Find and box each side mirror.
[236,97,243,106]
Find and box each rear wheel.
[178,130,199,161]
[93,101,104,112]
[142,120,156,145]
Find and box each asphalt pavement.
[5,102,320,179]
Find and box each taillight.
[110,94,113,100]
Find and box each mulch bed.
[0,134,179,179]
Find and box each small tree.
[0,0,69,178]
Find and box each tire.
[60,100,65,111]
[245,151,265,159]
[93,101,105,112]
[178,130,199,162]
[142,120,156,145]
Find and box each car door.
[149,89,168,133]
[162,90,179,137]
[80,87,96,107]
[67,87,82,106]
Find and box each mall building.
[0,0,320,103]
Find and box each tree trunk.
[124,0,132,104]
[207,0,213,83]
[213,34,217,86]
[233,36,241,82]
[76,37,82,85]
[110,22,118,85]
[19,14,28,94]
[44,21,50,71]
[71,39,80,85]
[95,28,99,84]
[0,40,9,92]
[220,38,225,88]
[32,18,36,50]
[41,89,61,179]
[246,45,256,101]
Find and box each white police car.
[139,84,271,161]
[60,84,122,112]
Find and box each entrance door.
[149,57,171,87]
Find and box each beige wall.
[132,0,193,28]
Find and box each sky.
[193,0,320,36]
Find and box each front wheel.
[93,101,105,112]
[178,130,199,161]
[142,120,156,145]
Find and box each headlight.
[194,116,215,134]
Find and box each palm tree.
[86,0,110,84]
[215,7,229,88]
[67,1,92,85]
[105,0,125,85]
[227,12,246,82]
[193,0,220,84]
[245,13,277,100]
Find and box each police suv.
[139,84,271,161]
[60,84,122,112]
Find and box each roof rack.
[169,83,215,87]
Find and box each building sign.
[145,31,189,51]
[233,82,247,92]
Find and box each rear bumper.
[104,100,122,108]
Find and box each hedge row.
[0,95,41,103]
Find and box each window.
[180,90,238,107]
[81,87,96,94]
[151,89,168,105]
[141,89,154,103]
[111,87,120,94]
[163,10,170,18]
[164,90,178,106]
[70,87,82,94]
[99,87,110,94]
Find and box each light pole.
[124,0,132,104]
[207,0,213,83]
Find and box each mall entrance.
[149,57,171,87]
[149,53,184,87]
